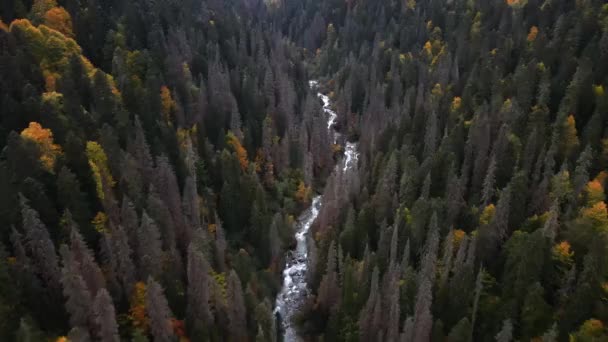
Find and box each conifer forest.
[2,0,608,341]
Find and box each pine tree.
[56,167,92,233]
[386,268,401,342]
[130,116,154,184]
[481,155,497,206]
[111,225,136,297]
[227,270,247,340]
[542,200,560,241]
[359,266,380,341]
[20,194,61,290]
[317,241,341,312]
[572,145,592,197]
[120,197,139,257]
[146,277,176,342]
[59,245,93,332]
[93,289,120,342]
[137,211,164,279]
[214,214,227,271]
[187,244,212,332]
[182,175,201,233]
[146,185,177,251]
[155,155,186,250]
[67,211,105,296]
[413,212,440,342]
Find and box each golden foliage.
[226,131,249,171]
[55,337,68,342]
[403,207,413,225]
[160,86,175,122]
[86,141,115,199]
[574,319,605,338]
[431,83,443,97]
[398,53,407,64]
[596,171,608,184]
[453,229,466,250]
[295,181,312,204]
[527,26,538,42]
[586,180,605,205]
[208,223,217,235]
[8,18,119,101]
[0,20,8,32]
[31,0,58,22]
[332,143,343,154]
[471,12,482,38]
[423,41,432,56]
[451,97,462,112]
[552,241,574,264]
[91,212,108,233]
[406,0,416,10]
[44,71,59,92]
[537,62,546,72]
[254,149,264,173]
[10,19,81,72]
[581,201,608,229]
[212,271,228,302]
[176,126,195,150]
[44,7,73,37]
[42,91,63,108]
[20,122,62,172]
[560,115,580,156]
[594,85,605,98]
[129,282,149,333]
[480,204,496,225]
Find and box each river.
[273,80,359,341]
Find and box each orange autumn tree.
[171,318,189,341]
[506,0,527,9]
[226,131,248,171]
[580,201,608,230]
[160,85,175,122]
[586,179,605,205]
[527,26,538,42]
[552,241,574,265]
[20,121,62,172]
[31,0,58,23]
[129,282,149,334]
[44,7,74,37]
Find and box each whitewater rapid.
[273,80,359,341]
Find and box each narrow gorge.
[274,81,359,341]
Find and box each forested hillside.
[275,0,608,341]
[1,0,608,341]
[0,0,337,340]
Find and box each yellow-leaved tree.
[86,141,115,200]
